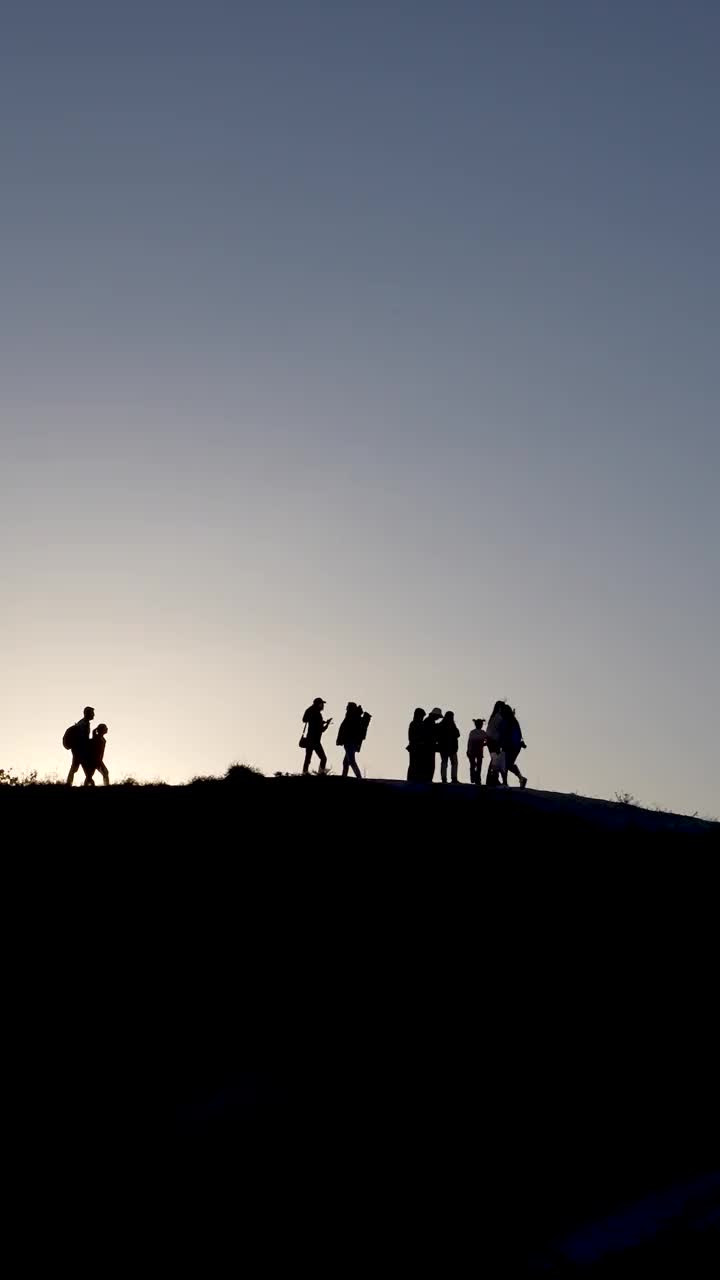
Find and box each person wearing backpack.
[337,702,371,779]
[300,698,332,774]
[63,706,95,786]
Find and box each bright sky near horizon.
[2,0,718,813]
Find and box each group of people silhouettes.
[408,701,528,787]
[298,696,528,787]
[300,698,372,777]
[62,696,527,788]
[63,706,110,786]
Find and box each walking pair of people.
[485,701,528,788]
[301,698,371,777]
[63,706,110,786]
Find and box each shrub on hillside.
[224,763,265,785]
[0,767,38,786]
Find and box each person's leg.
[508,763,527,786]
[451,751,458,783]
[486,751,499,787]
[440,754,448,783]
[469,756,477,784]
[97,763,110,786]
[342,750,350,778]
[303,745,314,774]
[506,748,526,786]
[348,746,362,779]
[315,743,328,773]
[67,753,81,786]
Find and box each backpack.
[63,723,79,751]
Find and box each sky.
[1,0,718,813]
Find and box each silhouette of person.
[84,724,110,787]
[66,705,95,786]
[337,702,371,779]
[504,707,528,789]
[422,708,444,782]
[438,711,460,783]
[407,707,426,781]
[485,701,508,788]
[466,717,487,785]
[301,698,332,774]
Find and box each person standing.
[64,705,95,786]
[438,711,460,783]
[407,708,426,781]
[301,698,332,774]
[422,708,444,782]
[84,724,110,786]
[466,718,487,785]
[337,702,371,779]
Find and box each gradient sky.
[2,0,718,813]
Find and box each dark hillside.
[3,780,718,1270]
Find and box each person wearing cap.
[301,697,332,774]
[466,718,487,786]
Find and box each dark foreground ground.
[3,778,718,1271]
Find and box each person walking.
[485,701,508,788]
[301,697,332,774]
[84,724,110,786]
[63,705,95,786]
[422,708,444,782]
[337,702,371,779]
[438,711,460,783]
[407,708,426,782]
[466,717,487,785]
[504,707,528,788]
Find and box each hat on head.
[430,707,443,717]
[313,697,326,707]
[473,717,485,727]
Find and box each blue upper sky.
[2,1,718,811]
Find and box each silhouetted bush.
[0,767,38,786]
[224,763,265,785]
